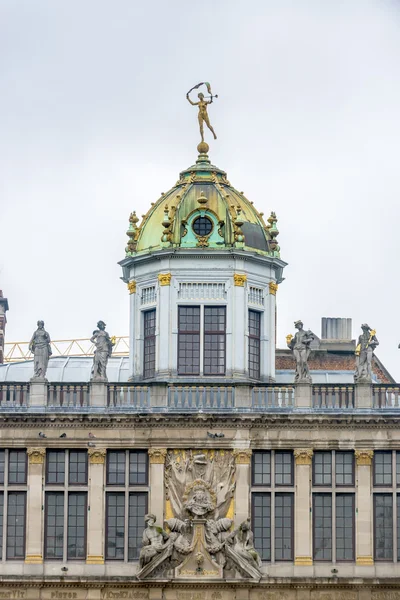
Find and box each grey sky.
[1,0,400,377]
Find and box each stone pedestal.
[295,383,312,408]
[25,448,46,564]
[90,382,107,408]
[294,449,313,567]
[176,519,222,579]
[233,449,252,525]
[355,450,374,566]
[150,384,168,409]
[235,385,252,409]
[86,448,106,564]
[355,383,373,409]
[148,448,167,524]
[29,382,47,408]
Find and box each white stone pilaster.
[148,449,167,524]
[355,450,374,566]
[25,448,46,564]
[232,274,247,379]
[86,448,106,564]
[233,449,252,525]
[264,281,278,380]
[157,274,172,376]
[128,280,137,378]
[294,449,313,567]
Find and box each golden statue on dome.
[186,82,218,153]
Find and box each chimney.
[0,291,9,364]
[321,317,352,341]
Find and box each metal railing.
[47,384,90,408]
[107,385,150,409]
[252,385,294,409]
[373,385,400,408]
[312,385,355,409]
[0,383,29,408]
[168,386,235,411]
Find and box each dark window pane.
[46,451,65,485]
[275,452,293,486]
[252,493,271,561]
[0,450,5,484]
[374,452,392,486]
[44,493,64,559]
[374,494,393,560]
[68,493,87,559]
[275,493,293,561]
[313,452,332,486]
[397,453,400,487]
[6,492,26,559]
[397,495,400,561]
[192,216,213,236]
[313,494,332,561]
[204,307,226,376]
[107,451,126,486]
[128,492,148,560]
[129,451,148,485]
[248,310,261,379]
[106,493,125,560]
[336,494,354,561]
[8,450,27,485]
[178,307,200,375]
[336,452,354,486]
[252,452,271,486]
[143,309,156,378]
[0,493,3,560]
[69,451,88,485]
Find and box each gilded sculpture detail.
[186,82,218,152]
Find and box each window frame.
[0,449,28,561]
[203,306,226,376]
[143,308,156,379]
[177,305,201,376]
[372,450,400,561]
[248,309,261,380]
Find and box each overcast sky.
[1,0,400,377]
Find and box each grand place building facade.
[0,132,399,600]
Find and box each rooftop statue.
[186,82,218,148]
[287,320,315,383]
[90,320,114,382]
[29,320,52,381]
[355,324,379,383]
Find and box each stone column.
[25,448,46,564]
[264,281,278,380]
[294,449,313,567]
[157,274,172,377]
[233,449,252,525]
[127,280,137,379]
[232,274,247,379]
[148,448,167,524]
[86,448,107,564]
[355,449,374,566]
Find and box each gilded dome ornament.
[186,82,218,152]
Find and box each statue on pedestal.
[355,324,379,383]
[287,320,314,383]
[186,82,218,149]
[90,321,113,382]
[29,320,52,381]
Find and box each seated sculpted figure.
[227,520,261,570]
[139,514,171,568]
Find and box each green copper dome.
[125,150,280,257]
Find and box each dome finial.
[186,82,218,154]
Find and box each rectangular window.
[46,450,65,485]
[248,310,261,379]
[252,493,271,561]
[8,450,27,485]
[313,452,332,486]
[396,453,400,487]
[336,452,354,486]
[313,493,332,561]
[6,492,26,559]
[275,452,293,486]
[374,494,393,560]
[252,452,271,486]
[107,451,126,486]
[128,493,148,560]
[275,493,294,561]
[68,493,87,559]
[129,451,148,485]
[374,452,393,486]
[44,493,64,559]
[204,306,226,375]
[0,493,3,560]
[69,451,88,485]
[336,494,355,561]
[106,493,125,560]
[0,451,5,485]
[143,309,156,378]
[397,495,400,561]
[178,306,200,375]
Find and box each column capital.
[294,448,313,465]
[88,448,107,464]
[356,555,374,565]
[355,449,374,466]
[148,448,167,464]
[27,447,46,464]
[233,449,252,464]
[233,273,247,287]
[269,281,278,295]
[158,273,172,286]
[127,280,136,294]
[294,556,313,566]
